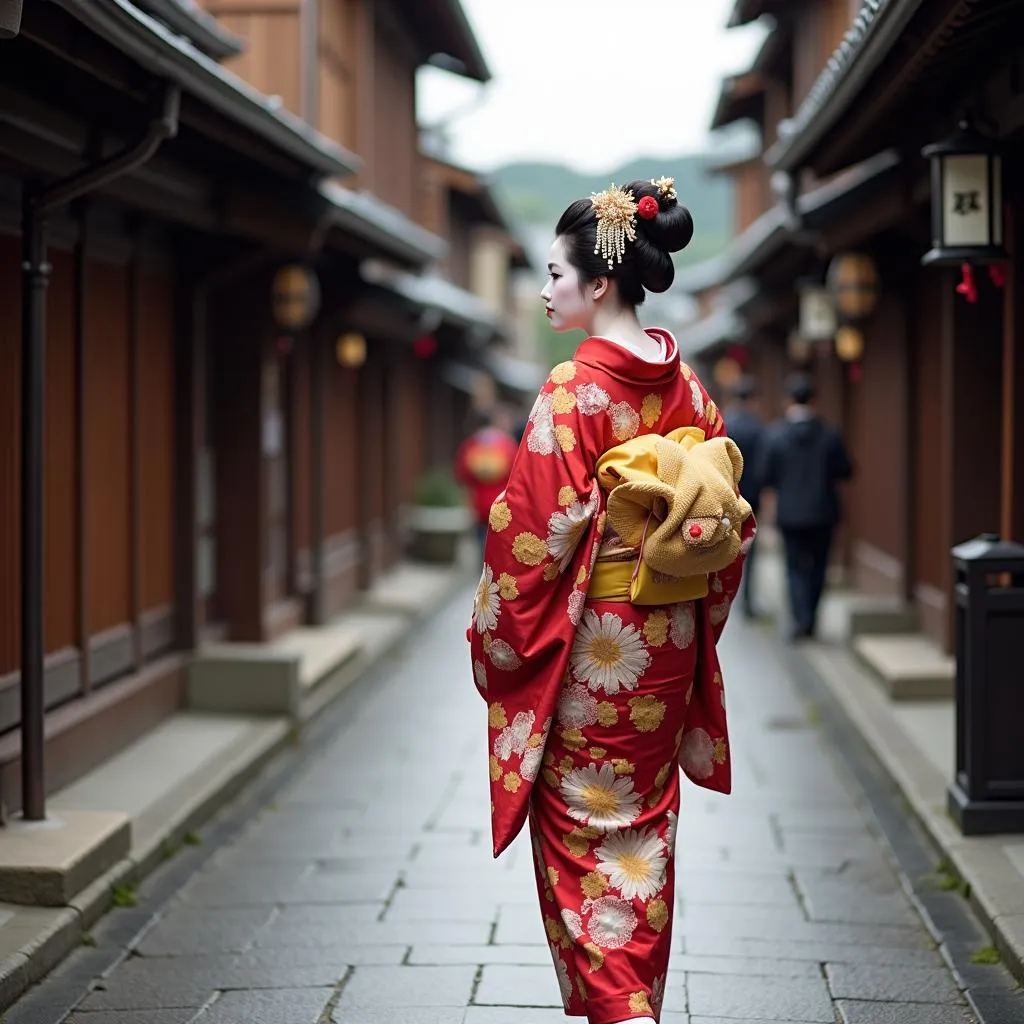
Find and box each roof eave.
[55,0,360,179]
[134,0,246,60]
[769,0,925,173]
[425,0,491,82]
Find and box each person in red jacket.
[454,405,520,548]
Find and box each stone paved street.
[47,590,990,1023]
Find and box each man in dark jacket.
[724,376,765,618]
[761,373,853,640]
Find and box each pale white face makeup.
[540,236,604,334]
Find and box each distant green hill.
[491,153,732,268]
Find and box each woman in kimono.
[469,177,754,1024]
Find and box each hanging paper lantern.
[834,326,864,363]
[827,252,880,322]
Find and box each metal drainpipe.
[19,84,180,821]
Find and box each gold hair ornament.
[651,176,677,201]
[590,184,637,269]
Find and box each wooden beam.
[128,237,143,671]
[73,206,91,695]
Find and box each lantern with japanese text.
[826,253,879,322]
[922,119,1007,267]
[271,264,321,330]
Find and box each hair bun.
[624,178,694,255]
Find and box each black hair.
[786,371,815,405]
[554,178,694,308]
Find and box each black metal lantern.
[0,0,23,39]
[922,119,1007,266]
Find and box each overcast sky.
[417,0,766,174]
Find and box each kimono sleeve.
[469,364,605,704]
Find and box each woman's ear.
[593,276,610,301]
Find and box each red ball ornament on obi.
[413,334,437,358]
[637,196,659,221]
[688,523,703,539]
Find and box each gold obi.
[587,426,750,607]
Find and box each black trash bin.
[948,533,1024,834]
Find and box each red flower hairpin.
[637,196,659,220]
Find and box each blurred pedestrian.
[761,372,852,641]
[723,375,764,618]
[469,176,755,1024]
[454,405,519,550]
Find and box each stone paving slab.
[9,589,1009,1024]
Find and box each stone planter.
[408,504,473,564]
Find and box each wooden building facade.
[0,0,507,818]
[680,0,1024,655]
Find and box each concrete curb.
[0,562,475,1015]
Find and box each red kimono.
[469,330,753,1024]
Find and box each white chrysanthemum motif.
[740,528,755,555]
[494,710,535,761]
[679,727,716,780]
[709,597,731,625]
[528,392,557,455]
[576,382,611,415]
[561,908,586,941]
[595,827,668,902]
[568,589,585,625]
[557,682,599,729]
[473,660,488,693]
[670,602,695,650]
[487,638,522,672]
[474,564,501,633]
[608,401,640,441]
[547,489,598,570]
[560,763,641,830]
[586,895,637,950]
[521,743,544,782]
[689,378,704,416]
[666,810,678,855]
[570,611,651,695]
[553,952,573,1006]
[711,575,724,593]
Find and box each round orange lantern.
[826,252,880,322]
[834,325,865,363]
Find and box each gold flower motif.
[641,393,663,427]
[581,871,609,898]
[512,532,547,566]
[681,362,693,380]
[629,695,667,733]
[558,485,578,507]
[583,944,605,972]
[588,746,608,758]
[611,758,635,775]
[706,400,719,425]
[596,511,607,535]
[543,562,560,581]
[629,993,653,1015]
[555,424,576,452]
[596,702,619,727]
[489,500,511,532]
[527,732,544,748]
[564,829,591,857]
[549,361,577,384]
[543,769,559,789]
[503,772,522,792]
[560,727,587,751]
[547,866,560,888]
[498,572,519,600]
[655,762,673,788]
[714,737,728,765]
[489,755,502,781]
[488,703,508,729]
[643,610,669,647]
[575,565,588,586]
[545,915,571,949]
[647,898,669,933]
[559,756,575,773]
[551,386,577,414]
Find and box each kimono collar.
[574,328,680,385]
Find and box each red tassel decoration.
[956,262,978,304]
[989,264,1008,289]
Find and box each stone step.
[852,633,955,700]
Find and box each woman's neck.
[589,305,662,361]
